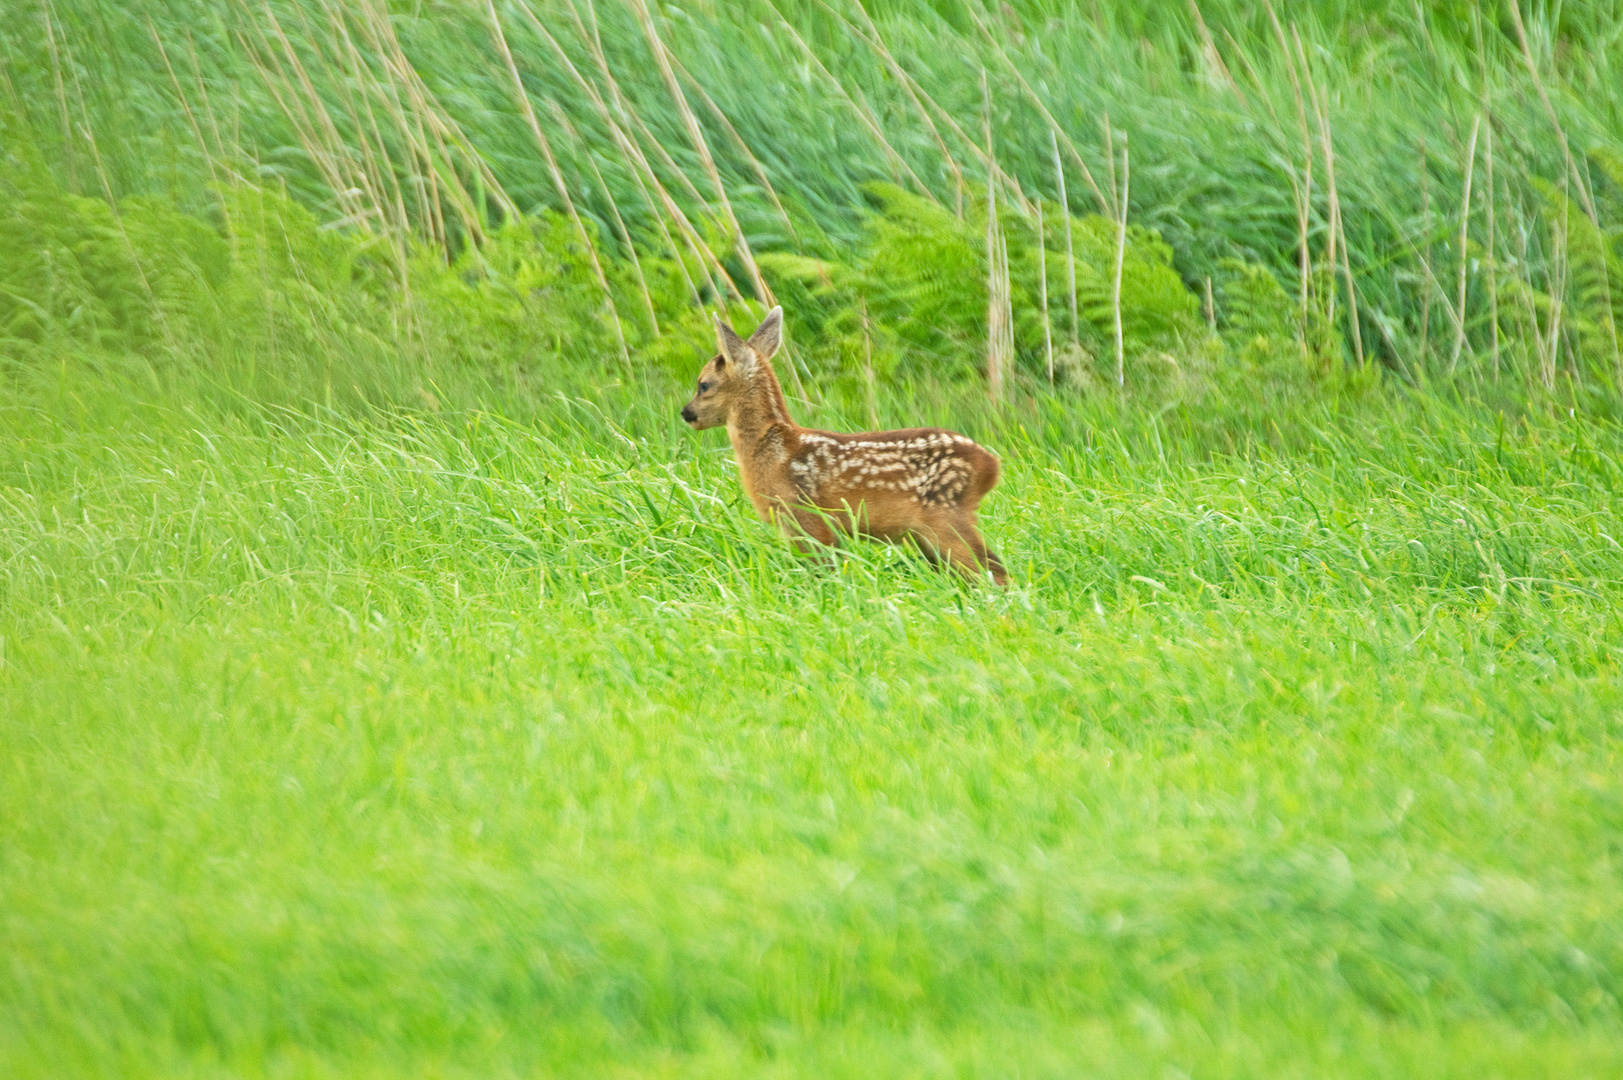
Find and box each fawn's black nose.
[680,405,697,423]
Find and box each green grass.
[3,1,1623,1074]
[5,0,1622,390]
[4,362,1622,1076]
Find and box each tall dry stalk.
[40,1,76,193]
[838,0,967,215]
[1290,22,1363,366]
[666,49,799,247]
[961,1,1111,214]
[1511,212,1548,385]
[1037,199,1053,384]
[51,3,172,348]
[626,0,772,311]
[567,0,744,306]
[147,19,221,195]
[1473,8,1500,383]
[763,0,936,202]
[860,296,878,428]
[1545,182,1568,389]
[1266,3,1313,338]
[1418,136,1432,359]
[1112,139,1129,388]
[1507,0,1619,379]
[544,99,660,338]
[1449,114,1481,374]
[1051,130,1078,345]
[836,7,1034,217]
[485,0,629,367]
[984,74,1011,403]
[512,0,706,307]
[1484,119,1500,381]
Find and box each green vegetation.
[3,1,1623,1077]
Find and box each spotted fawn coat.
[681,307,1007,584]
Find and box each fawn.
[681,307,1007,585]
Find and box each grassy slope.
[3,364,1621,1076]
[2,2,1622,1074]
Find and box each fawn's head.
[681,307,784,430]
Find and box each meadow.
[3,1,1623,1076]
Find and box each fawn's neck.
[726,360,796,458]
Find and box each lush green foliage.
[3,3,1623,1077]
[4,0,1622,394]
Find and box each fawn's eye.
[698,381,712,392]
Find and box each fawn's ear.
[714,314,757,374]
[746,306,784,360]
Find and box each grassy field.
[4,357,1623,1076]
[3,0,1623,1076]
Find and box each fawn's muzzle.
[680,405,697,424]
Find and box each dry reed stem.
[147,20,222,195]
[1221,27,1281,130]
[235,27,356,224]
[962,1,1110,215]
[765,0,937,202]
[568,0,743,303]
[51,1,173,348]
[1510,211,1547,384]
[1473,7,1500,383]
[558,0,742,309]
[984,73,1011,403]
[1546,197,1566,388]
[296,2,418,328]
[1264,2,1313,334]
[836,0,967,215]
[1507,0,1619,377]
[1037,199,1054,384]
[510,0,705,307]
[1299,53,1362,368]
[1418,136,1432,360]
[1051,131,1079,346]
[1485,120,1499,380]
[860,296,878,428]
[309,1,420,289]
[1103,113,1116,219]
[355,0,516,238]
[348,0,451,245]
[39,1,76,192]
[1450,113,1481,374]
[626,0,774,313]
[257,1,383,232]
[664,49,799,247]
[299,2,395,224]
[608,76,740,302]
[836,13,1034,218]
[1290,27,1336,326]
[319,1,426,247]
[361,0,512,241]
[1113,139,1128,388]
[485,0,629,367]
[545,98,660,338]
[1187,0,1245,106]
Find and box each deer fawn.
[681,307,1007,585]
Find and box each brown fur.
[681,307,1007,585]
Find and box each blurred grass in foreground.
[2,2,1622,1075]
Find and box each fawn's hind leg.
[910,511,1007,585]
[777,504,840,558]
